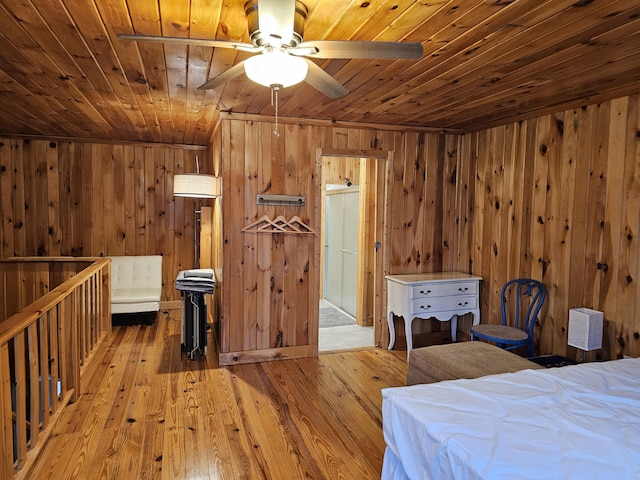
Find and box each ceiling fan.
[118,0,423,98]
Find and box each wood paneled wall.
[322,156,361,186]
[0,138,207,302]
[457,95,640,360]
[219,120,319,364]
[218,116,454,363]
[201,121,223,330]
[0,259,93,322]
[3,95,638,363]
[218,93,640,363]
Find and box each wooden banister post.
[58,296,80,405]
[0,344,15,479]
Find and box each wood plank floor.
[28,311,408,479]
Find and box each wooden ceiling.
[0,0,639,146]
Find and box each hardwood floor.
[28,311,407,479]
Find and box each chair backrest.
[500,278,546,337]
[110,255,163,291]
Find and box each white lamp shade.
[244,50,308,88]
[568,308,603,351]
[173,174,220,198]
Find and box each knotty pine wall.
[201,121,223,332]
[0,138,208,303]
[0,259,94,321]
[2,94,637,363]
[217,115,457,364]
[218,94,640,364]
[459,95,640,360]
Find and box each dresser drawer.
[411,282,477,299]
[411,295,477,315]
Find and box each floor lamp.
[173,157,220,268]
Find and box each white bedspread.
[382,358,640,480]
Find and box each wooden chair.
[470,278,546,357]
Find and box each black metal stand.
[181,291,208,360]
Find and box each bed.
[382,358,640,480]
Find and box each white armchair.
[109,256,162,317]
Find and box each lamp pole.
[194,200,201,269]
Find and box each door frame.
[314,148,393,351]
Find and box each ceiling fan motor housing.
[244,0,308,48]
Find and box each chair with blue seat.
[470,278,546,357]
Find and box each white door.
[324,189,359,316]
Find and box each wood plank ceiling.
[0,0,639,146]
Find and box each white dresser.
[386,272,482,356]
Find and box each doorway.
[318,154,382,352]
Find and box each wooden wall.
[458,95,640,360]
[218,93,640,364]
[219,120,319,364]
[0,259,94,321]
[218,115,455,364]
[0,138,208,303]
[3,95,638,363]
[201,121,223,334]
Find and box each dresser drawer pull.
[420,305,432,310]
[458,287,469,292]
[458,301,469,306]
[419,289,432,295]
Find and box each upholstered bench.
[406,341,543,385]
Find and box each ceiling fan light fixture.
[244,49,308,88]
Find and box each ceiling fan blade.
[302,59,349,98]
[258,0,296,46]
[295,40,423,60]
[118,34,259,52]
[197,61,247,90]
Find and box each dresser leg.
[405,317,413,358]
[387,312,396,349]
[451,315,458,342]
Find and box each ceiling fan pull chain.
[272,85,281,137]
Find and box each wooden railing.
[0,258,111,480]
